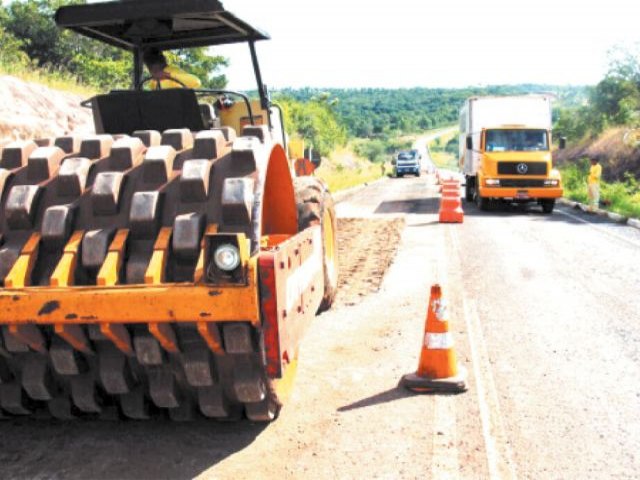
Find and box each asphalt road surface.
[1,174,639,479]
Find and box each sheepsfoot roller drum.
[0,0,338,422]
[0,128,336,422]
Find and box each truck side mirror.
[391,159,396,166]
[559,137,566,150]
[466,135,473,150]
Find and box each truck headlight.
[544,179,559,186]
[485,178,500,186]
[214,244,241,271]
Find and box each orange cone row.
[439,179,464,223]
[400,284,467,393]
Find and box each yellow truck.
[459,95,563,213]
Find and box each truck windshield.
[485,129,548,152]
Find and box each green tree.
[277,96,347,156]
[0,8,30,67]
[2,0,132,88]
[591,76,640,126]
[3,0,81,67]
[1,0,229,91]
[591,45,640,126]
[554,44,640,143]
[166,48,228,90]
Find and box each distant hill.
[276,84,588,138]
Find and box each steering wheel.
[138,75,187,90]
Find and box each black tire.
[293,177,338,313]
[541,199,555,214]
[465,177,474,202]
[475,191,489,211]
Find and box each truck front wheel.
[465,176,475,202]
[541,199,555,214]
[475,191,490,211]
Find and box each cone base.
[439,209,464,223]
[400,366,468,393]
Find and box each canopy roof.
[55,0,269,51]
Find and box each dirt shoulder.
[334,217,405,307]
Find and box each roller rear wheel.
[293,177,338,312]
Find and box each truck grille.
[499,179,546,188]
[497,162,547,175]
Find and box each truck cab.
[393,150,421,177]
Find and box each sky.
[212,0,640,90]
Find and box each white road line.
[557,208,640,249]
[450,228,518,480]
[430,219,461,480]
[463,299,517,480]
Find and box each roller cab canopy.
[54,0,270,51]
[55,0,272,108]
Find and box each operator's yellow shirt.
[152,66,201,89]
[588,163,602,185]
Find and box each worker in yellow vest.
[142,47,201,90]
[587,157,602,213]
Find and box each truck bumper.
[479,186,563,200]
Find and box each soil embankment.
[0,74,93,146]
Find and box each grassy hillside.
[560,158,640,218]
[0,63,95,97]
[315,145,385,192]
[428,129,459,169]
[554,127,640,180]
[554,127,640,218]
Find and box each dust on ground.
[334,217,405,307]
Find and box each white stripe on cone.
[425,332,454,350]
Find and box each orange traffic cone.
[400,284,467,393]
[439,181,464,223]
